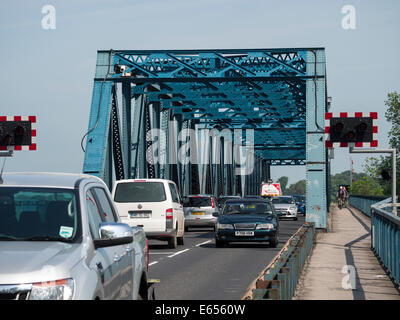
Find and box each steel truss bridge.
[82,48,329,228]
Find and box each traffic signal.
[0,116,36,150]
[380,169,391,181]
[325,112,378,148]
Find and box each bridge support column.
[306,50,327,229]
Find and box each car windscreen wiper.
[22,236,73,243]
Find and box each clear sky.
[0,0,399,187]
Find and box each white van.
[112,179,185,248]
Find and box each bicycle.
[338,197,344,209]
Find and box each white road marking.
[149,252,175,255]
[167,249,190,258]
[195,240,212,247]
[149,261,159,266]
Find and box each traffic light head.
[380,169,391,181]
[0,116,36,150]
[329,117,373,143]
[325,112,378,148]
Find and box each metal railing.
[242,222,315,300]
[349,195,387,217]
[371,198,400,288]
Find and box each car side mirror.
[94,222,133,249]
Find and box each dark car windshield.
[222,202,273,215]
[271,197,294,204]
[0,187,80,242]
[183,196,212,207]
[217,196,240,206]
[114,182,166,202]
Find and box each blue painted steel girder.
[84,48,328,228]
[109,50,308,80]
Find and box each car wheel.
[269,235,279,248]
[215,238,227,248]
[177,233,184,245]
[168,234,177,249]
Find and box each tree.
[364,91,400,197]
[277,176,289,194]
[287,180,306,195]
[350,176,384,196]
[329,170,367,201]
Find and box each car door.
[86,188,122,300]
[168,182,184,236]
[92,187,135,300]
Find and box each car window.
[184,196,212,207]
[114,182,166,202]
[223,202,273,215]
[271,197,294,204]
[169,183,180,203]
[93,188,117,223]
[0,187,79,241]
[86,190,104,240]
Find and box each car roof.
[187,194,214,197]
[0,172,103,189]
[114,178,175,184]
[217,195,240,198]
[225,198,271,204]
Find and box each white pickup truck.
[0,172,151,300]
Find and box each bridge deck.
[294,205,400,300]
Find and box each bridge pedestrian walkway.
[293,205,400,300]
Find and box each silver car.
[0,172,149,300]
[271,196,298,221]
[183,195,219,231]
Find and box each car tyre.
[269,235,279,248]
[215,238,227,248]
[177,233,184,245]
[168,234,178,249]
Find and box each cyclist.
[337,186,346,209]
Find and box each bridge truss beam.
[83,47,328,228]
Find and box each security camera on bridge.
[325,112,378,148]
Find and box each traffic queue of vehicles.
[0,174,305,300]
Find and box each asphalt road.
[148,215,306,300]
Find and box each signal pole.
[350,157,354,187]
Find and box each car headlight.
[256,223,274,230]
[289,206,297,212]
[217,223,234,230]
[29,278,74,300]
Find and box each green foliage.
[385,92,400,152]
[287,180,306,195]
[277,176,289,194]
[350,176,384,196]
[329,170,367,201]
[363,91,400,197]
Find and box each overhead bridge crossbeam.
[83,48,329,228]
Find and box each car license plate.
[129,211,151,218]
[192,212,204,215]
[235,231,254,236]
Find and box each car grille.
[0,284,31,300]
[0,292,29,300]
[234,223,256,230]
[275,209,288,214]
